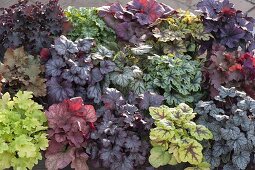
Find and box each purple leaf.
[77,38,94,53]
[100,60,116,74]
[124,135,141,152]
[102,88,125,110]
[45,58,66,77]
[138,91,164,110]
[220,24,245,48]
[45,147,75,170]
[54,35,78,55]
[47,77,74,103]
[115,22,135,41]
[91,68,103,84]
[87,83,102,103]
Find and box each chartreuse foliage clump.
[0,91,48,170]
[149,103,212,169]
[144,54,202,106]
[65,6,117,48]
[195,86,255,170]
[0,47,46,97]
[152,10,212,55]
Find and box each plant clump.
[0,47,46,97]
[196,86,255,170]
[45,35,116,103]
[144,54,202,106]
[149,103,212,169]
[45,97,97,170]
[0,91,48,170]
[87,88,164,170]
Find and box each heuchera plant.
[144,54,202,106]
[197,0,255,52]
[0,91,48,170]
[149,103,212,169]
[98,0,175,44]
[45,97,97,170]
[65,7,117,49]
[204,44,255,98]
[0,0,66,57]
[45,35,116,103]
[0,47,46,97]
[152,10,212,55]
[108,48,149,95]
[195,86,255,170]
[87,88,164,170]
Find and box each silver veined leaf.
[130,80,146,95]
[232,151,250,170]
[131,45,152,55]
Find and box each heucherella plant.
[144,54,202,106]
[195,86,255,170]
[148,103,212,169]
[204,43,255,98]
[0,91,48,170]
[65,6,117,49]
[152,10,212,55]
[109,49,149,95]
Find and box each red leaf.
[221,7,236,16]
[66,97,83,112]
[229,64,242,72]
[45,103,70,129]
[40,48,50,60]
[83,105,97,123]
[127,0,165,25]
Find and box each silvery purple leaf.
[54,35,78,55]
[138,91,164,110]
[45,58,66,77]
[77,38,94,53]
[87,83,102,103]
[91,68,103,84]
[100,60,116,74]
[47,77,74,103]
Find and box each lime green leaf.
[0,91,48,170]
[150,127,175,141]
[184,162,210,170]
[149,146,171,168]
[0,152,13,169]
[149,105,171,120]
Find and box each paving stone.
[0,0,254,15]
